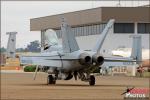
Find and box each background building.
[30,7,149,59]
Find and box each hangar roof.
[30,7,149,31]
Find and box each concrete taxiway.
[1,71,149,100]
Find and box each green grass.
[142,72,150,78]
[24,65,36,72]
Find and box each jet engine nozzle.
[92,54,104,66]
[79,53,91,65]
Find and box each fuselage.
[39,45,104,72]
[20,44,103,73]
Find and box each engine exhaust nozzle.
[79,53,91,65]
[92,54,104,66]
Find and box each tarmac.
[1,71,149,100]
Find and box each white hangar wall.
[58,32,149,53]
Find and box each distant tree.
[26,40,40,52]
[16,48,25,52]
[0,47,6,53]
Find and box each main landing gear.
[47,73,95,86]
[89,75,95,86]
[79,72,96,86]
[47,75,56,85]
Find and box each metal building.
[30,7,149,58]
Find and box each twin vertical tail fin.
[130,35,142,64]
[92,19,115,53]
[61,17,80,53]
[6,32,17,58]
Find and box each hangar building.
[30,7,149,58]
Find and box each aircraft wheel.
[47,75,56,85]
[89,75,95,86]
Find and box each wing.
[103,56,140,66]
[20,53,62,67]
[104,56,136,62]
[103,56,142,66]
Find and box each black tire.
[89,75,95,86]
[47,75,56,84]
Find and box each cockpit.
[42,29,62,52]
[44,29,59,46]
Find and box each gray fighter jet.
[20,18,141,85]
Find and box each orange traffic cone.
[16,67,20,70]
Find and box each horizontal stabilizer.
[20,55,62,67]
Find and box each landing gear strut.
[89,75,95,86]
[47,75,56,85]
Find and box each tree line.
[0,40,40,53]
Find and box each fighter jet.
[20,18,141,85]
